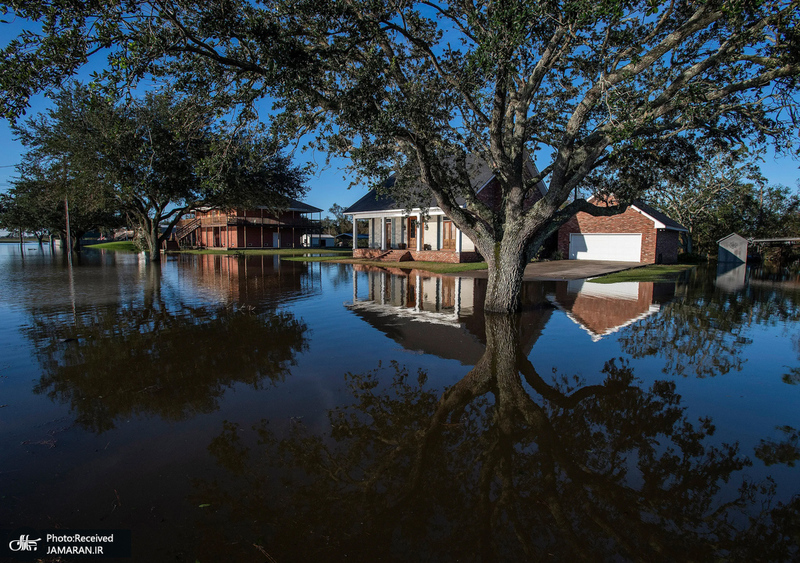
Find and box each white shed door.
[569,233,642,262]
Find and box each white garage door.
[569,233,642,262]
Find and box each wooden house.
[174,198,322,249]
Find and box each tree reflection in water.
[25,266,308,433]
[198,314,800,562]
[618,271,800,378]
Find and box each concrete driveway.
[455,260,646,281]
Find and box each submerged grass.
[85,241,139,252]
[284,255,488,274]
[589,264,695,283]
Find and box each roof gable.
[631,201,687,232]
[585,195,687,232]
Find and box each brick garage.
[557,200,687,264]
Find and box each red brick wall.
[477,178,502,209]
[477,178,544,211]
[654,229,680,264]
[557,206,658,263]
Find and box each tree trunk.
[479,234,530,314]
[149,223,160,260]
[138,217,162,261]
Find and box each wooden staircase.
[174,217,201,241]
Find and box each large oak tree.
[1,0,798,310]
[12,84,307,257]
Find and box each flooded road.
[1,243,798,561]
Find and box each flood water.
[1,243,799,561]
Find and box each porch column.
[352,216,358,253]
[455,227,462,253]
[352,266,358,303]
[454,277,462,318]
[415,275,422,312]
[416,219,422,252]
[380,216,387,250]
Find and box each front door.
[273,232,281,248]
[407,217,420,250]
[442,219,456,250]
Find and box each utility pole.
[63,158,73,264]
[65,196,72,265]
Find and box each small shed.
[302,234,336,247]
[717,233,748,263]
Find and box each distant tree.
[646,152,762,254]
[704,182,800,255]
[0,191,35,243]
[4,173,122,250]
[748,183,800,240]
[647,153,800,255]
[1,1,799,310]
[327,204,353,235]
[12,84,308,258]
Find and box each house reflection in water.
[346,265,554,363]
[175,253,322,305]
[549,279,676,341]
[347,265,485,364]
[350,264,475,321]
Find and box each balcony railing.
[197,216,319,228]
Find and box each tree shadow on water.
[197,313,800,562]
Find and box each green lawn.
[284,255,488,274]
[588,264,695,283]
[85,241,140,252]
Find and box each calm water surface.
[1,244,798,561]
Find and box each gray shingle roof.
[344,154,501,214]
[281,197,322,213]
[633,201,687,231]
[343,153,545,215]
